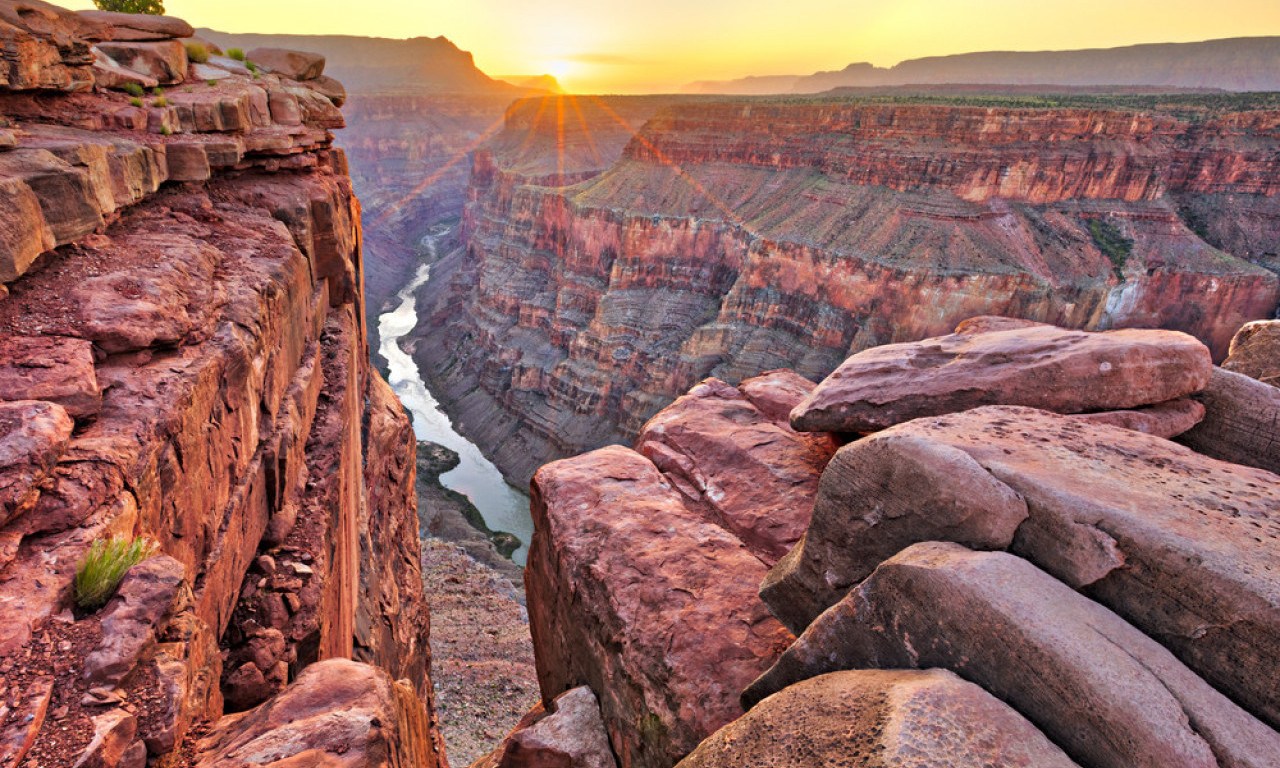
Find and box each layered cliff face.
[0,4,443,766]
[416,95,1280,484]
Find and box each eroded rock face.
[680,669,1080,768]
[1073,396,1205,438]
[1180,367,1280,475]
[247,47,325,81]
[526,445,793,768]
[749,543,1280,768]
[475,686,617,768]
[0,399,72,525]
[762,406,1280,730]
[789,325,1212,433]
[416,97,1280,485]
[84,555,185,686]
[1223,319,1280,386]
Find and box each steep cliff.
[0,4,443,766]
[415,94,1280,484]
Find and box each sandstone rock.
[682,669,1079,768]
[96,40,187,85]
[1223,319,1280,386]
[90,46,159,90]
[0,129,16,149]
[78,10,194,41]
[0,1,98,91]
[0,400,72,525]
[749,543,1280,768]
[790,325,1213,433]
[246,48,325,81]
[164,141,211,181]
[196,658,442,768]
[953,314,1050,334]
[72,709,142,768]
[1072,396,1205,438]
[0,171,55,283]
[735,369,821,423]
[0,335,102,418]
[761,405,1280,729]
[179,35,222,56]
[1180,367,1280,475]
[306,75,346,107]
[205,54,252,78]
[84,555,185,685]
[288,85,344,129]
[478,686,617,768]
[0,147,101,255]
[0,676,52,767]
[634,376,835,565]
[189,62,230,81]
[526,445,793,768]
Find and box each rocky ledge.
[0,3,444,767]
[505,317,1280,768]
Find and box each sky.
[61,0,1280,92]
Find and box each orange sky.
[60,0,1280,92]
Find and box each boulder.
[736,369,823,422]
[178,35,222,56]
[305,75,345,107]
[761,405,1280,730]
[1223,319,1280,386]
[952,314,1049,334]
[0,334,102,419]
[1180,367,1280,475]
[681,669,1079,768]
[72,709,145,768]
[196,658,442,768]
[190,62,230,81]
[0,0,97,91]
[0,399,72,525]
[77,10,193,41]
[246,48,325,81]
[634,376,835,564]
[205,54,252,78]
[95,39,187,85]
[749,543,1280,768]
[790,325,1212,433]
[1072,396,1205,438]
[476,687,617,768]
[527,446,793,768]
[84,556,185,686]
[90,45,159,90]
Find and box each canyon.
[411,92,1280,484]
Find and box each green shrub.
[93,0,164,13]
[153,96,168,107]
[75,536,158,610]
[152,86,164,97]
[184,42,209,64]
[245,61,258,73]
[228,48,245,61]
[206,79,218,87]
[123,82,144,97]
[160,125,172,136]
[129,97,144,108]
[1088,219,1134,279]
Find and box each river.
[376,236,534,565]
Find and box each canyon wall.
[413,95,1280,484]
[0,4,443,766]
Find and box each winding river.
[376,234,534,565]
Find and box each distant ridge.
[196,29,526,94]
[685,37,1280,95]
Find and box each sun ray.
[566,94,604,169]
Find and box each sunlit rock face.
[414,95,1280,485]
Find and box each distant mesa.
[684,36,1280,94]
[496,74,564,93]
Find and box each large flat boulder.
[527,445,793,768]
[1223,319,1280,386]
[790,324,1212,433]
[681,669,1079,768]
[762,405,1280,729]
[246,47,324,81]
[77,10,193,41]
[1180,367,1280,475]
[634,376,835,565]
[95,39,187,85]
[0,399,72,525]
[0,335,102,419]
[749,543,1280,768]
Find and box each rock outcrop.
[415,95,1280,484]
[0,6,443,767]
[1223,319,1280,386]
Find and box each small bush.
[185,42,209,64]
[123,82,144,97]
[207,79,219,87]
[1088,219,1134,279]
[75,536,158,610]
[160,125,172,136]
[228,47,245,61]
[93,0,164,13]
[153,96,168,107]
[152,86,164,97]
[129,97,144,108]
[245,61,258,73]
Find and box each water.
[376,236,534,565]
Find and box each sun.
[546,59,573,80]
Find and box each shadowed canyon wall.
[412,95,1280,484]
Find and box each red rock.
[84,555,185,685]
[0,1,98,91]
[0,400,72,525]
[196,658,444,768]
[634,376,835,565]
[95,40,188,85]
[0,676,52,767]
[1223,319,1280,386]
[164,141,211,181]
[305,75,345,108]
[90,47,159,90]
[526,445,794,768]
[267,88,303,126]
[0,335,102,419]
[246,48,325,81]
[683,669,1079,768]
[735,368,821,423]
[72,709,142,768]
[478,686,617,768]
[77,10,194,41]
[1180,367,1280,475]
[953,315,1050,335]
[790,325,1213,433]
[750,543,1280,768]
[0,171,55,283]
[1072,396,1205,438]
[762,405,1280,730]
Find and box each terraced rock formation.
[413,93,1280,484]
